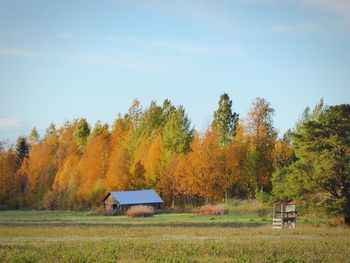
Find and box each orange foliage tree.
[0,95,284,209]
[0,144,19,208]
[77,128,110,207]
[187,130,225,203]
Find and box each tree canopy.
[1,94,349,225]
[272,103,350,224]
[212,93,239,146]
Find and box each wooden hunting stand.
[273,203,297,229]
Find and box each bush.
[227,199,269,216]
[199,204,225,215]
[126,205,154,218]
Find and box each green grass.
[0,211,349,262]
[0,210,273,227]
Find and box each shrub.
[227,199,269,216]
[126,205,154,218]
[199,204,225,215]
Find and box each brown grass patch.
[126,205,154,218]
[199,204,224,215]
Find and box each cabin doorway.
[112,204,120,215]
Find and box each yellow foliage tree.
[77,130,110,206]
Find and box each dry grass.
[0,225,349,262]
[86,206,105,216]
[199,204,225,215]
[126,205,154,218]
[228,199,268,216]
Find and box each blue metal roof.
[106,190,163,205]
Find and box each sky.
[0,0,349,143]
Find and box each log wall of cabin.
[104,195,117,215]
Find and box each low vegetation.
[0,211,348,261]
[227,199,269,216]
[126,205,154,218]
[0,224,349,262]
[0,210,272,227]
[199,204,225,215]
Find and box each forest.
[0,94,349,224]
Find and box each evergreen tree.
[74,118,91,152]
[272,103,350,224]
[212,93,239,146]
[15,136,29,165]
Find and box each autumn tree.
[143,135,162,187]
[24,141,57,208]
[272,136,294,169]
[77,127,110,206]
[28,127,39,146]
[224,123,249,198]
[104,111,133,193]
[245,97,276,196]
[92,120,109,136]
[131,101,164,184]
[211,93,240,202]
[52,122,80,209]
[105,146,131,191]
[129,161,146,190]
[46,123,56,135]
[0,144,19,208]
[188,130,225,203]
[173,154,195,206]
[20,124,60,208]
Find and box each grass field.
[0,211,349,262]
[0,210,272,227]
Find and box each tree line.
[0,94,349,223]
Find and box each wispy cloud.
[271,24,295,32]
[0,119,22,130]
[241,0,350,22]
[271,23,319,32]
[0,48,42,57]
[57,32,75,39]
[60,35,244,73]
[301,0,350,20]
[106,36,245,56]
[62,53,169,73]
[104,35,121,43]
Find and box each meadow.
[0,211,349,262]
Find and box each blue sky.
[0,0,349,143]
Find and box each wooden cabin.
[102,189,164,215]
[273,203,297,229]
